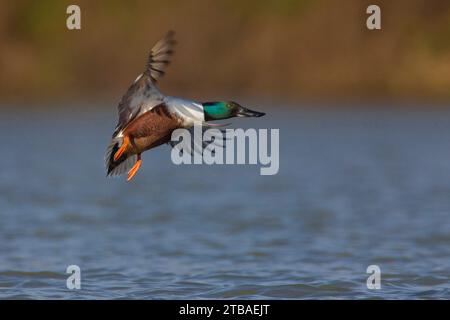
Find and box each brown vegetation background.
[1,0,450,104]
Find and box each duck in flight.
[105,31,265,181]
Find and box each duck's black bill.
[237,107,266,118]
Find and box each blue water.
[1,105,450,299]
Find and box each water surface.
[1,106,450,299]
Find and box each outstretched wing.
[114,31,177,136]
[145,30,177,83]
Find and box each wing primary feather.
[145,30,176,83]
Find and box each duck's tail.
[105,136,137,177]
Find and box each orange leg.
[114,136,130,161]
[127,154,142,181]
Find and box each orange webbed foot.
[114,136,130,161]
[127,154,142,181]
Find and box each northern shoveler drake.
[105,31,265,181]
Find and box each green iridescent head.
[202,101,265,121]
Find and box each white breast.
[164,96,205,126]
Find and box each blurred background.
[1,1,450,299]
[1,0,450,104]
